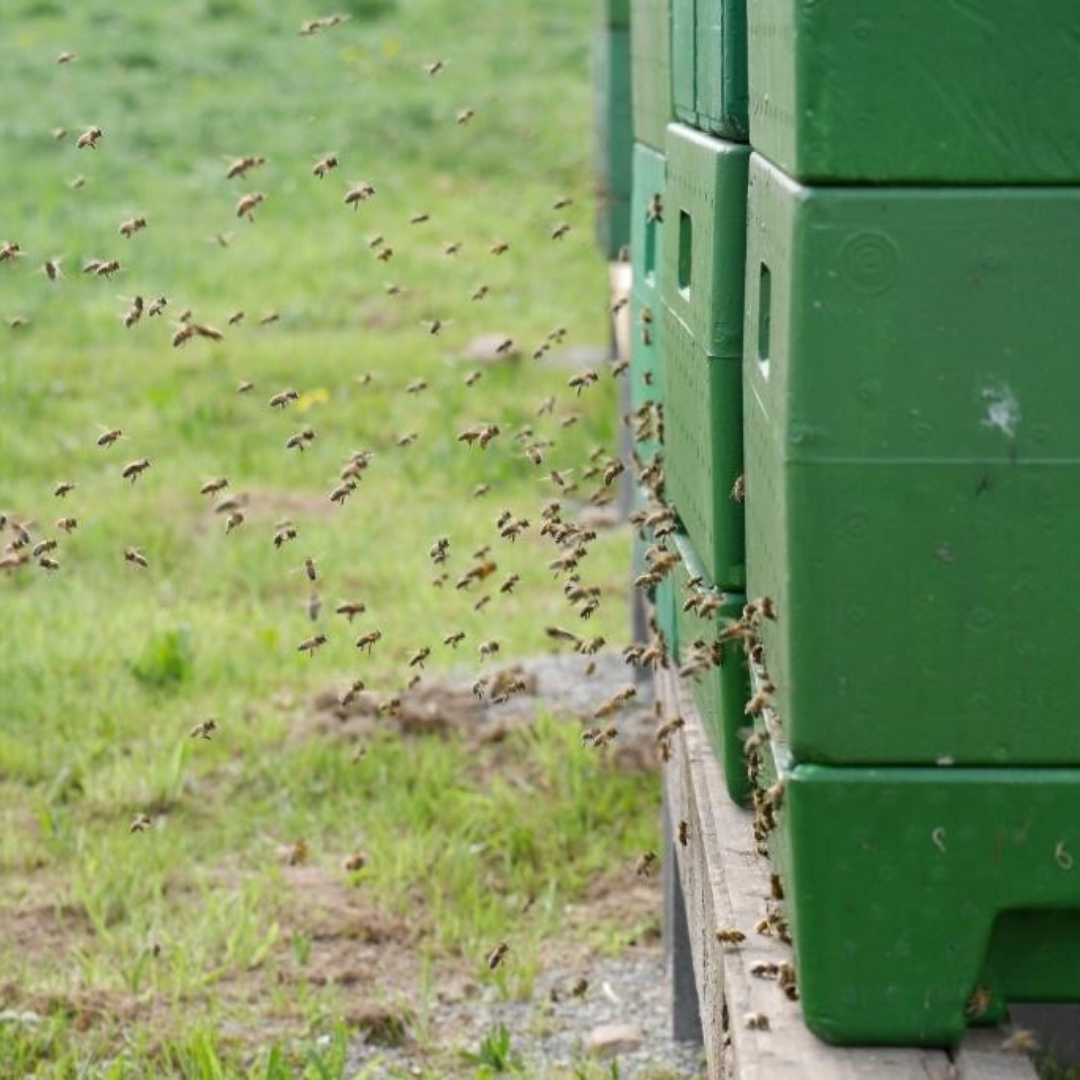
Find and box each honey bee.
[269,388,300,409]
[298,633,327,657]
[56,51,77,64]
[490,241,510,256]
[340,679,366,706]
[743,1012,769,1031]
[312,154,338,179]
[550,223,571,240]
[272,523,297,549]
[122,295,144,329]
[236,192,265,221]
[603,460,625,487]
[396,432,418,447]
[611,296,628,315]
[1000,1028,1038,1054]
[610,359,630,377]
[124,547,148,569]
[716,928,746,946]
[423,59,445,76]
[89,258,121,277]
[355,629,382,653]
[130,813,152,833]
[731,475,746,504]
[225,155,266,180]
[69,175,86,189]
[473,677,488,700]
[118,216,147,239]
[148,296,168,317]
[121,458,150,484]
[499,573,520,595]
[38,556,60,572]
[472,484,490,498]
[199,478,228,498]
[53,481,75,498]
[377,246,394,262]
[464,370,482,388]
[471,284,489,300]
[343,852,367,873]
[56,517,77,533]
[260,311,280,326]
[286,428,316,452]
[443,630,466,648]
[964,985,992,1019]
[568,370,599,395]
[553,196,573,210]
[678,820,690,846]
[525,445,543,466]
[443,241,462,256]
[456,108,475,125]
[52,126,67,140]
[410,212,430,225]
[344,181,376,209]
[329,480,357,505]
[210,232,233,248]
[43,258,62,280]
[278,839,308,866]
[307,593,321,622]
[473,595,490,611]
[408,647,430,669]
[228,311,245,326]
[635,851,658,877]
[570,976,589,998]
[32,539,57,558]
[744,688,772,718]
[478,639,500,660]
[0,241,22,263]
[76,126,103,150]
[532,344,549,361]
[750,961,780,980]
[190,718,217,740]
[171,323,195,348]
[224,511,244,534]
[647,193,664,223]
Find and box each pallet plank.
[657,669,1038,1080]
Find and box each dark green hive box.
[673,531,750,804]
[630,143,666,460]
[743,151,1080,766]
[603,0,631,27]
[671,0,748,140]
[660,125,748,588]
[630,0,672,150]
[755,714,1080,1045]
[595,26,634,258]
[654,571,678,658]
[748,0,1080,182]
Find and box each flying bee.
[396,432,418,447]
[272,524,297,549]
[490,241,510,256]
[443,241,462,256]
[424,59,445,75]
[298,633,327,657]
[224,511,244,534]
[286,429,315,452]
[227,311,245,326]
[456,107,475,125]
[32,539,57,558]
[260,311,280,325]
[635,851,658,877]
[656,717,685,742]
[190,718,217,740]
[550,223,571,240]
[499,574,520,595]
[124,547,148,569]
[603,459,625,487]
[307,593,321,622]
[344,181,376,209]
[269,388,300,409]
[407,378,428,396]
[56,517,77,533]
[225,154,266,180]
[147,296,168,317]
[122,295,144,329]
[342,852,367,873]
[0,241,22,263]
[356,629,382,653]
[329,479,357,505]
[478,639,500,660]
[464,370,482,388]
[130,813,152,833]
[69,175,86,189]
[610,358,630,377]
[312,153,338,179]
[377,246,394,262]
[210,232,233,248]
[54,481,75,498]
[199,477,228,498]
[302,556,319,582]
[172,323,196,348]
[236,192,264,221]
[335,600,366,621]
[43,258,62,280]
[1000,1028,1038,1054]
[553,195,573,210]
[410,212,430,225]
[408,647,430,669]
[443,630,466,648]
[56,50,77,64]
[525,445,543,466]
[472,484,490,498]
[118,216,147,239]
[486,942,509,970]
[731,474,746,503]
[340,679,366,707]
[471,284,488,300]
[122,458,150,484]
[76,125,103,149]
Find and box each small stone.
[585,1022,645,1058]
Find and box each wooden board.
[656,668,1039,1080]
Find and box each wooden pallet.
[656,668,1039,1080]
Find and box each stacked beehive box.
[594,0,634,259]
[741,0,1080,1045]
[605,0,1080,1049]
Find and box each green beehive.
[754,714,1080,1045]
[673,531,750,804]
[630,143,666,461]
[661,124,748,588]
[595,25,633,258]
[747,0,1080,183]
[671,0,748,141]
[630,0,672,150]
[603,0,631,26]
[743,151,1080,765]
[654,570,678,658]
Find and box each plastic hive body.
[743,150,1080,765]
[672,0,748,141]
[630,0,672,150]
[747,0,1080,182]
[595,24,634,258]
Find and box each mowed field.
[0,1,664,1076]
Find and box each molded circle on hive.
[840,231,900,295]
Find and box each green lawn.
[0,2,658,1075]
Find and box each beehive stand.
[656,668,1038,1080]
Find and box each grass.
[0,2,662,1076]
